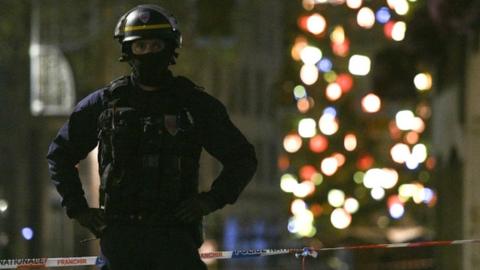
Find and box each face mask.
[130,50,172,86]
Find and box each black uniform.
[46,72,257,270]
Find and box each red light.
[336,73,354,93]
[309,135,329,153]
[384,21,395,39]
[299,165,318,180]
[310,203,324,217]
[298,16,309,31]
[387,195,402,208]
[357,154,374,170]
[332,38,350,57]
[278,154,290,171]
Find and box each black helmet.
[114,4,182,60]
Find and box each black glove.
[174,193,218,224]
[74,208,107,238]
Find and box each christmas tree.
[280,0,436,244]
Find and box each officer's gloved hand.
[174,193,218,224]
[74,208,107,238]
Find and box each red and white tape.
[0,239,479,269]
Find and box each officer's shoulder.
[175,76,205,93]
[107,76,130,94]
[72,88,106,113]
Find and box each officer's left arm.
[198,97,258,211]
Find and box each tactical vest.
[97,76,201,216]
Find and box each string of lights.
[281,0,435,238]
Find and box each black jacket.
[47,74,257,218]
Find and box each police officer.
[46,4,257,270]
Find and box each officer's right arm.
[46,91,103,218]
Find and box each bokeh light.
[330,208,352,229]
[391,21,406,41]
[361,93,381,113]
[414,73,433,91]
[306,13,327,35]
[309,135,329,153]
[298,118,317,138]
[349,55,371,76]
[326,83,343,101]
[376,7,391,24]
[317,58,333,72]
[328,189,346,207]
[21,227,34,240]
[346,0,362,9]
[300,46,323,65]
[283,133,302,153]
[300,64,319,85]
[321,156,339,176]
[344,197,360,213]
[344,133,357,151]
[319,114,339,135]
[281,174,298,193]
[357,7,375,29]
[293,85,307,100]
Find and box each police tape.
[1,239,479,269]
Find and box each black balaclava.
[128,41,175,86]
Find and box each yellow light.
[326,83,343,101]
[328,189,346,207]
[414,73,432,91]
[361,93,381,113]
[298,222,316,237]
[392,21,406,41]
[298,118,317,138]
[390,143,410,164]
[348,55,371,76]
[321,157,338,176]
[357,7,375,29]
[398,183,416,198]
[346,0,363,9]
[344,198,360,213]
[300,46,323,65]
[291,199,307,214]
[344,133,357,151]
[324,71,338,83]
[330,208,352,229]
[300,64,319,85]
[291,37,308,61]
[412,184,426,204]
[307,13,327,35]
[319,114,339,135]
[311,173,324,185]
[283,134,302,153]
[281,174,298,193]
[330,26,345,44]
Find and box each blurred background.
[0,0,480,269]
